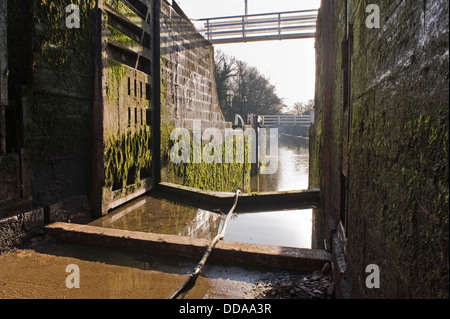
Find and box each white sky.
[174,0,321,108]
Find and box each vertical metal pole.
[242,16,245,40]
[151,0,161,187]
[243,0,248,41]
[278,13,281,39]
[255,125,259,174]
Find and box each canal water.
[90,135,312,249]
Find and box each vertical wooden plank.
[151,0,161,186]
[90,0,106,217]
[321,0,334,220]
[0,0,7,154]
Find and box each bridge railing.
[195,9,318,44]
[258,114,313,127]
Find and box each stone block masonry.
[5,0,96,208]
[160,1,228,131]
[159,1,251,193]
[1,0,97,251]
[311,0,448,298]
[1,0,249,252]
[0,208,44,254]
[96,0,237,215]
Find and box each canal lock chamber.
[90,135,315,250]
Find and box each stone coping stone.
[46,222,331,272]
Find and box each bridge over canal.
[245,113,315,128]
[194,8,317,44]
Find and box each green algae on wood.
[104,126,152,191]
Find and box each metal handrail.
[205,24,317,38]
[194,9,318,22]
[259,114,313,127]
[198,15,317,30]
[195,9,318,43]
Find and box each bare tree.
[214,51,236,120]
[215,51,284,122]
[291,99,314,115]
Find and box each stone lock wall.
[160,0,228,132]
[100,0,251,213]
[311,0,449,298]
[5,0,96,213]
[159,1,251,193]
[1,0,96,253]
[1,0,251,253]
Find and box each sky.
[174,0,321,109]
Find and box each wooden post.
[0,0,7,154]
[151,0,161,187]
[90,0,106,217]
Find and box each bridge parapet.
[195,9,318,44]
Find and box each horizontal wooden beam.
[153,182,320,213]
[105,4,151,48]
[107,40,151,74]
[46,222,331,272]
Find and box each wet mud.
[0,237,330,299]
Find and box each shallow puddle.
[89,195,312,249]
[90,136,313,249]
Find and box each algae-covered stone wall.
[0,0,7,110]
[159,1,250,193]
[311,0,449,298]
[7,0,96,207]
[100,0,250,211]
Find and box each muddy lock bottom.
[56,194,327,299]
[0,235,332,299]
[0,195,326,299]
[0,136,332,299]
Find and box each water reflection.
[90,197,222,240]
[224,210,312,248]
[229,135,312,248]
[90,135,313,248]
[251,136,310,193]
